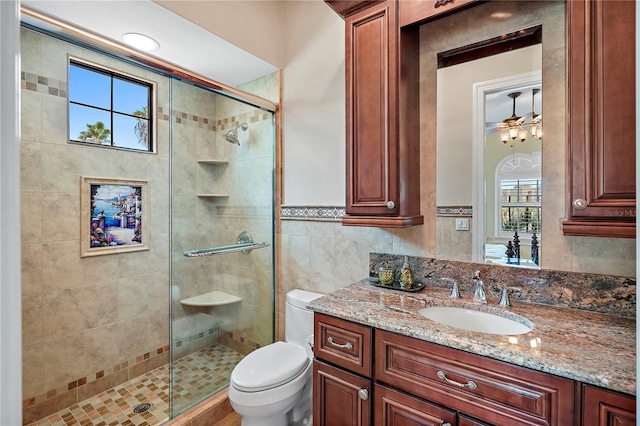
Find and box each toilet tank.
[285,289,322,348]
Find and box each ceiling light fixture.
[499,89,542,144]
[122,33,160,52]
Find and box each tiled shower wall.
[20,26,279,422]
[20,28,172,422]
[170,78,276,358]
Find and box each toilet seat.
[231,341,309,392]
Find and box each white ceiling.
[21,0,279,87]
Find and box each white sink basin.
[418,306,532,335]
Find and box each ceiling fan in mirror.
[487,88,542,143]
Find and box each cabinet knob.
[358,388,368,400]
[386,201,396,209]
[573,198,587,209]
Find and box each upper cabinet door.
[346,2,399,217]
[563,0,636,238]
[329,0,423,228]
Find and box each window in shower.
[68,58,155,152]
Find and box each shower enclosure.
[20,12,276,425]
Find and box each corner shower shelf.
[197,193,229,199]
[180,290,242,307]
[197,159,229,165]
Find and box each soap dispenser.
[399,256,414,289]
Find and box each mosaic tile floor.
[28,344,244,426]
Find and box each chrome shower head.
[224,122,248,145]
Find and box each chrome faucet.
[472,271,487,304]
[448,280,461,299]
[498,287,511,307]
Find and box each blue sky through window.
[69,61,151,151]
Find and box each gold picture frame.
[80,177,149,257]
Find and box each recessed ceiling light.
[490,12,513,19]
[122,33,160,52]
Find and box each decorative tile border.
[437,205,473,217]
[21,72,68,98]
[280,205,346,221]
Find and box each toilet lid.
[231,341,309,392]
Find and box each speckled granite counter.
[309,279,636,395]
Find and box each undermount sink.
[418,306,533,335]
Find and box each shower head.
[224,122,248,145]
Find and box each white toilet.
[228,289,322,426]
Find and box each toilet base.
[240,412,288,426]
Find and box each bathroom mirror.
[429,1,561,269]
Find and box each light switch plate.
[455,218,469,231]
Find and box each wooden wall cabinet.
[327,0,423,228]
[563,0,636,238]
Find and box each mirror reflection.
[481,82,542,267]
[436,36,542,269]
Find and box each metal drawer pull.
[358,389,368,400]
[437,370,477,390]
[327,336,353,350]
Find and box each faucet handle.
[498,287,511,308]
[448,280,460,299]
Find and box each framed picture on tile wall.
[80,177,149,257]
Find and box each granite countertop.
[309,280,636,395]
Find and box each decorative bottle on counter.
[399,256,414,289]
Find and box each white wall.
[0,0,23,424]
[281,1,345,205]
[155,0,285,69]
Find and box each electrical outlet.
[455,218,469,231]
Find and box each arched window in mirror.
[494,152,541,240]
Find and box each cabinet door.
[342,1,423,228]
[313,360,371,426]
[563,0,636,238]
[345,1,399,216]
[375,384,456,426]
[582,385,636,426]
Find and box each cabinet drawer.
[314,313,373,377]
[375,330,574,425]
[374,384,456,426]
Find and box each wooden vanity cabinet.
[314,360,372,426]
[376,329,575,425]
[313,314,637,425]
[313,313,373,425]
[582,384,636,426]
[563,0,636,238]
[326,0,423,228]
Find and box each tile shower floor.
[28,344,244,426]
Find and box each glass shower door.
[168,78,276,417]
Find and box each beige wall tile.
[40,192,79,242]
[41,143,82,194]
[22,343,44,399]
[21,192,42,244]
[43,334,87,390]
[41,241,83,291]
[21,141,42,192]
[22,294,43,347]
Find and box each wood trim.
[325,0,385,19]
[437,25,542,68]
[341,214,424,228]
